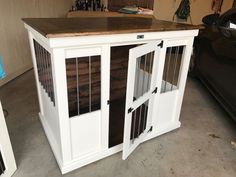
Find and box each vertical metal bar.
[136,57,141,99]
[89,56,92,112]
[142,100,148,132]
[171,46,180,91]
[132,110,137,144]
[137,104,143,137]
[142,54,147,94]
[76,58,80,115]
[44,49,49,98]
[147,52,153,91]
[164,47,172,92]
[48,53,54,105]
[43,46,46,91]
[36,42,40,82]
[45,50,50,99]
[37,42,41,83]
[39,44,44,87]
[46,51,49,100]
[139,54,148,134]
[134,60,137,101]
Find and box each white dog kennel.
[23,17,199,174]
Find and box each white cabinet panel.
[70,111,101,159]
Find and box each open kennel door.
[122,41,162,160]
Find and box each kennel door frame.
[122,41,162,160]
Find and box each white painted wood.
[39,84,61,149]
[156,90,179,127]
[62,120,181,174]
[39,113,63,169]
[70,111,102,159]
[65,47,101,59]
[173,38,194,123]
[100,45,110,151]
[122,41,161,160]
[51,48,72,165]
[25,22,199,174]
[0,102,17,177]
[47,30,199,48]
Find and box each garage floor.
[0,70,236,177]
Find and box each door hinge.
[148,126,153,133]
[158,41,164,48]
[107,100,110,105]
[152,87,158,94]
[128,107,134,114]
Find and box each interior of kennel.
[63,44,185,148]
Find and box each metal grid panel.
[66,56,101,117]
[133,51,154,101]
[161,46,184,93]
[33,40,55,106]
[130,100,149,143]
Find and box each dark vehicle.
[190,7,236,121]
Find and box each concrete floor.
[0,70,236,177]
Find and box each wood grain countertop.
[22,17,203,38]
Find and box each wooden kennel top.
[22,17,202,38]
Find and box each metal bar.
[39,44,44,87]
[142,55,147,95]
[37,42,42,82]
[164,47,172,92]
[34,41,39,74]
[143,54,147,94]
[48,53,51,100]
[44,49,49,98]
[76,58,80,115]
[45,50,50,101]
[89,56,92,112]
[136,57,141,99]
[142,101,148,132]
[132,110,137,144]
[147,52,153,91]
[48,53,55,105]
[171,46,180,91]
[137,104,143,137]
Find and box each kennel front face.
[23,17,199,174]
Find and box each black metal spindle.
[164,47,172,92]
[171,46,180,91]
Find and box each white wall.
[0,0,72,86]
[153,0,233,24]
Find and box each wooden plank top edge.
[22,17,202,38]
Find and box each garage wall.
[153,0,234,24]
[0,0,72,86]
[100,0,233,24]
